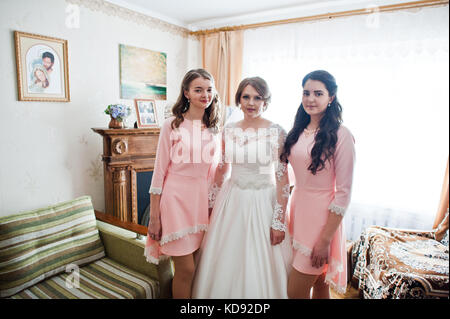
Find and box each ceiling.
[105,0,422,30]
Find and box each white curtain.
[242,5,449,240]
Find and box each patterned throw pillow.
[0,196,105,298]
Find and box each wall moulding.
[65,0,195,39]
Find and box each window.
[242,6,449,239]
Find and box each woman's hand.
[270,228,285,246]
[147,215,162,241]
[310,238,330,268]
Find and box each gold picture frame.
[134,99,159,128]
[14,31,70,102]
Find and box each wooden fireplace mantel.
[92,127,160,224]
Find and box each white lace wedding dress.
[192,122,292,299]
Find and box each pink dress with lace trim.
[144,116,218,264]
[288,125,355,293]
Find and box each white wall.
[0,0,201,217]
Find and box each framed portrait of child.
[134,98,159,128]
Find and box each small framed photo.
[134,99,159,128]
[14,31,70,102]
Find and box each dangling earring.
[327,103,331,108]
[184,99,190,112]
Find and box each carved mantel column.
[92,127,160,223]
[112,167,127,220]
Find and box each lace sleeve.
[271,125,290,232]
[208,125,231,208]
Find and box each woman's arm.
[271,125,290,245]
[208,126,231,212]
[147,119,173,240]
[311,127,356,268]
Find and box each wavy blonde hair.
[171,69,221,131]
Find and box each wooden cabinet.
[92,128,160,223]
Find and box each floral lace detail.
[275,162,287,181]
[282,184,290,198]
[292,240,312,256]
[292,241,347,293]
[328,203,346,216]
[232,173,274,190]
[217,152,226,170]
[271,202,286,232]
[160,224,208,246]
[225,127,276,147]
[144,246,171,265]
[324,258,346,294]
[149,187,162,195]
[208,183,221,208]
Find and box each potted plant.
[104,104,131,129]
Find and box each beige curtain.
[433,157,449,229]
[201,30,243,127]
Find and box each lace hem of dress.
[272,203,286,232]
[292,241,347,293]
[324,258,346,294]
[292,240,313,256]
[149,187,162,195]
[160,224,208,246]
[328,203,346,216]
[144,245,171,265]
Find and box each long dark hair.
[171,69,221,131]
[281,70,343,175]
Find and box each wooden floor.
[330,285,360,299]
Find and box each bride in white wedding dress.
[192,77,292,299]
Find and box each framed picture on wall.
[134,99,159,128]
[14,31,70,102]
[120,44,167,101]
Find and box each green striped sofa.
[0,196,172,299]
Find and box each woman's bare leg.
[287,268,318,299]
[171,253,196,299]
[312,272,330,299]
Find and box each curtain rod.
[190,0,448,36]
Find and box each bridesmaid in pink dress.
[145,69,221,298]
[281,70,355,298]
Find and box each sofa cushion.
[8,257,159,299]
[0,196,105,298]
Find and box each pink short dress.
[144,116,218,264]
[288,125,355,293]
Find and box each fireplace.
[92,127,160,224]
[137,170,153,226]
